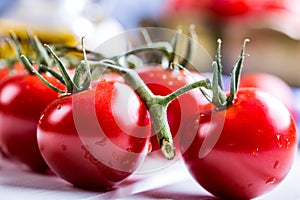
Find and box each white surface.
[0,151,299,200]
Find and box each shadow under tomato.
[141,189,218,200]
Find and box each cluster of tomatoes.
[0,31,298,199]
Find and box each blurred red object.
[165,0,291,18]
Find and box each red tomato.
[0,73,65,172]
[136,66,208,155]
[167,0,286,17]
[207,0,251,17]
[239,72,296,119]
[0,62,27,80]
[37,81,151,189]
[181,88,297,199]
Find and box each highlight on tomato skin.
[180,88,298,199]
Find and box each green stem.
[216,39,224,90]
[45,44,74,93]
[89,60,212,160]
[50,44,105,60]
[38,64,65,84]
[20,55,65,93]
[226,39,249,106]
[9,32,23,58]
[111,45,172,63]
[169,28,181,65]
[164,78,211,103]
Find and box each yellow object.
[0,19,78,59]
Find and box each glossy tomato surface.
[0,62,26,80]
[181,88,298,199]
[0,73,64,172]
[37,81,151,190]
[136,66,208,154]
[239,72,296,119]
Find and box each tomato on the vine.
[0,72,65,172]
[181,88,297,199]
[136,65,208,154]
[180,39,298,199]
[37,80,151,189]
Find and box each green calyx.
[18,36,92,95]
[200,38,249,110]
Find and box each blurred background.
[1,0,300,86]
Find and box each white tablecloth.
[0,151,299,200]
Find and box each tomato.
[37,80,151,189]
[0,61,26,80]
[181,88,297,199]
[136,66,208,155]
[0,72,65,172]
[239,72,296,119]
[167,0,286,18]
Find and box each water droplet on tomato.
[122,160,130,165]
[56,104,62,110]
[252,148,259,157]
[148,143,152,154]
[266,177,276,184]
[285,138,291,149]
[277,141,283,149]
[39,114,44,123]
[168,81,173,86]
[273,161,280,169]
[177,76,183,81]
[61,144,67,151]
[112,152,119,160]
[95,137,106,146]
[257,129,263,134]
[162,74,167,80]
[276,134,281,140]
[127,147,132,152]
[226,143,235,148]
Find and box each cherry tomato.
[0,61,27,80]
[181,88,297,199]
[167,0,286,17]
[37,81,151,189]
[136,66,208,154]
[239,72,296,119]
[0,72,65,172]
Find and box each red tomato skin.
[181,88,297,199]
[239,72,296,119]
[137,66,208,153]
[0,73,64,172]
[0,62,26,80]
[37,81,151,190]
